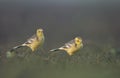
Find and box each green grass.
[0,42,120,78]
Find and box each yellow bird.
[10,28,45,52]
[50,37,83,56]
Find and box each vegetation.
[0,42,120,78]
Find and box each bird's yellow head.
[36,28,44,37]
[74,37,82,45]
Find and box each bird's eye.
[37,30,41,33]
[76,40,80,42]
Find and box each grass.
[0,42,120,78]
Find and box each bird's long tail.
[50,48,60,52]
[6,45,23,58]
[10,45,24,52]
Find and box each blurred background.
[0,0,120,78]
[0,0,120,50]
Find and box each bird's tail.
[6,45,24,58]
[10,45,24,52]
[48,48,62,60]
[50,48,60,52]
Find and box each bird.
[50,37,83,56]
[7,28,45,58]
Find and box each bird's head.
[74,37,83,45]
[36,28,44,37]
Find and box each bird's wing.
[61,40,75,49]
[22,35,36,46]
